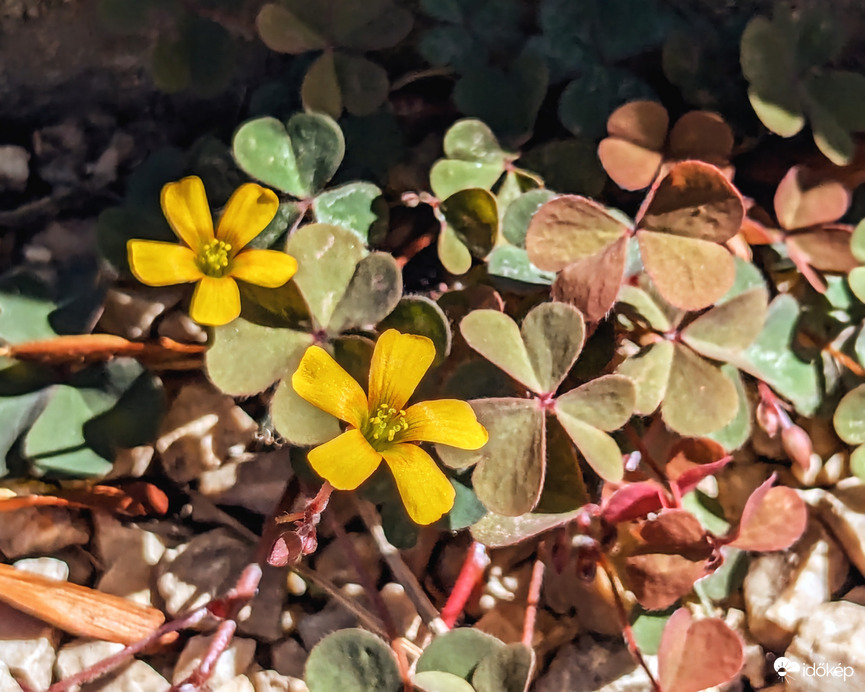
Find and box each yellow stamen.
[368,403,408,443]
[197,239,232,277]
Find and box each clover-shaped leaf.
[416,629,505,681]
[305,628,401,692]
[834,384,865,465]
[850,219,865,302]
[680,288,769,362]
[439,189,499,260]
[233,113,344,199]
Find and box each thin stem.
[355,499,447,635]
[440,542,489,629]
[522,556,545,648]
[599,556,662,692]
[389,66,455,92]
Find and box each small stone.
[286,572,307,597]
[172,634,256,689]
[380,583,420,637]
[784,601,865,691]
[94,514,166,607]
[156,528,253,616]
[157,381,257,483]
[744,521,848,650]
[0,145,29,192]
[533,637,655,692]
[314,534,381,588]
[0,506,89,558]
[0,605,57,691]
[250,669,299,692]
[237,564,288,642]
[107,446,155,478]
[212,674,254,692]
[0,661,24,692]
[270,638,307,680]
[13,557,69,581]
[55,640,169,692]
[199,450,294,515]
[157,310,208,344]
[97,287,182,340]
[803,478,865,575]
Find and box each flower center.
[368,403,408,443]
[197,239,232,277]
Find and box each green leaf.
[416,629,504,680]
[834,384,865,445]
[24,385,117,477]
[453,50,549,142]
[661,344,738,436]
[438,224,474,275]
[313,182,387,243]
[486,246,556,286]
[328,253,403,333]
[693,546,747,602]
[525,195,630,272]
[0,276,59,343]
[631,608,674,656]
[804,71,865,132]
[807,94,856,166]
[271,376,343,447]
[0,377,51,477]
[616,285,674,333]
[553,410,624,482]
[256,3,328,53]
[444,119,506,164]
[706,365,752,452]
[559,67,655,140]
[331,0,413,51]
[286,223,367,329]
[379,296,452,365]
[637,230,736,312]
[851,444,865,481]
[207,320,312,396]
[735,295,821,415]
[616,341,674,416]
[413,671,475,692]
[850,266,865,303]
[472,643,533,692]
[554,375,635,431]
[232,113,344,198]
[851,218,865,263]
[502,189,557,247]
[305,629,401,692]
[447,478,487,531]
[522,302,585,394]
[440,189,499,259]
[429,160,504,201]
[437,399,545,516]
[470,507,581,548]
[460,310,542,392]
[248,202,303,250]
[335,52,390,116]
[301,51,343,119]
[681,288,769,361]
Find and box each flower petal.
[368,330,435,411]
[292,346,368,428]
[189,276,241,326]
[307,429,382,490]
[217,183,280,251]
[381,443,456,525]
[127,240,203,286]
[400,400,489,449]
[230,249,298,288]
[161,176,214,251]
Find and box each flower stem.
[440,541,489,629]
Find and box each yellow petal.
[161,176,215,251]
[291,346,368,428]
[216,183,280,251]
[381,443,455,525]
[189,276,241,326]
[368,330,435,411]
[308,429,382,490]
[230,249,298,288]
[401,400,489,449]
[127,240,203,286]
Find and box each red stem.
[440,542,490,629]
[521,556,545,648]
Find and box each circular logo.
[774,657,800,677]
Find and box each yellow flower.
[127,176,298,326]
[292,330,489,525]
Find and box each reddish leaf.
[639,161,744,243]
[668,112,734,164]
[621,510,714,610]
[773,166,850,230]
[658,608,744,692]
[598,139,664,191]
[606,100,669,150]
[525,196,630,272]
[672,457,732,496]
[727,474,808,551]
[787,227,858,272]
[552,235,628,322]
[666,438,727,479]
[602,481,666,524]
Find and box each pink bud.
[756,400,780,438]
[782,425,813,470]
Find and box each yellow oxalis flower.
[292,329,489,525]
[127,175,298,326]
